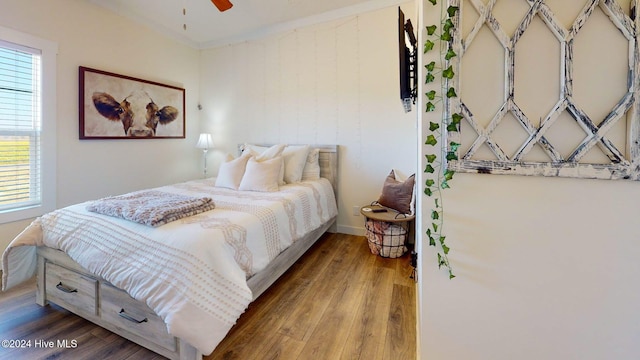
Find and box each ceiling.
[89,0,409,49]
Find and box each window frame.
[0,26,57,224]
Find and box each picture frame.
[79,66,185,139]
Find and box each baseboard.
[336,224,365,236]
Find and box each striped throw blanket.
[86,190,215,227]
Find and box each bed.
[1,144,338,360]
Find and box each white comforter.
[1,178,337,355]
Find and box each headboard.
[237,144,339,200]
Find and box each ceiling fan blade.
[211,0,233,12]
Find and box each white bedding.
[1,177,337,355]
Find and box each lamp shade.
[196,133,213,149]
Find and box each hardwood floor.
[0,233,416,360]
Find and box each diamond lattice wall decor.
[447,0,640,180]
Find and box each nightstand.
[361,204,415,258]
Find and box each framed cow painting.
[79,67,185,139]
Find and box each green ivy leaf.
[425,164,435,173]
[426,90,436,100]
[426,73,435,84]
[431,210,439,220]
[451,113,463,124]
[449,272,456,280]
[444,169,455,181]
[443,66,455,79]
[428,0,437,5]
[426,154,437,163]
[425,61,436,71]
[446,87,457,98]
[432,223,438,232]
[429,235,436,246]
[425,134,438,146]
[441,180,450,189]
[437,253,444,268]
[439,235,447,244]
[426,102,436,112]
[445,47,457,60]
[450,141,461,151]
[446,151,458,161]
[429,122,440,131]
[424,40,435,53]
[440,31,452,42]
[425,179,435,187]
[426,25,437,36]
[442,244,450,255]
[443,19,454,33]
[447,6,459,17]
[435,198,439,208]
[446,123,458,132]
[424,187,432,196]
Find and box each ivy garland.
[424,0,460,279]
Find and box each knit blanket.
[86,190,215,227]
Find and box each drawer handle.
[55,282,78,294]
[118,309,148,324]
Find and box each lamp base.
[202,149,209,178]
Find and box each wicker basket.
[365,218,408,258]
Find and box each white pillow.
[301,148,321,181]
[243,144,285,160]
[242,143,268,154]
[239,156,282,192]
[243,144,286,184]
[215,153,251,189]
[282,145,310,183]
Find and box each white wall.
[419,1,640,359]
[0,0,202,253]
[199,2,418,235]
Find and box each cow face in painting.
[92,90,179,137]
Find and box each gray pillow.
[377,170,415,214]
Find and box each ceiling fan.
[211,0,233,12]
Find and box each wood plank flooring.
[0,233,416,360]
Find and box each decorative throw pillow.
[214,153,251,189]
[253,144,285,161]
[243,144,286,185]
[377,170,415,214]
[392,168,416,215]
[301,148,321,181]
[282,145,310,183]
[239,156,282,192]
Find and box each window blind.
[0,40,41,212]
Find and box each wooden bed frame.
[34,145,338,360]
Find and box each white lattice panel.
[447,0,640,180]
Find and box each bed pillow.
[255,144,285,161]
[215,153,251,190]
[377,170,415,214]
[301,148,321,181]
[243,144,286,185]
[282,145,310,183]
[239,156,282,192]
[242,143,268,155]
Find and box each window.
[0,26,56,224]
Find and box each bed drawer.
[45,262,98,316]
[100,283,176,352]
